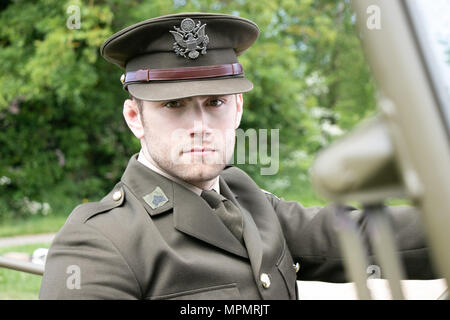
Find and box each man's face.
[124,94,243,187]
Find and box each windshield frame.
[403,0,450,141]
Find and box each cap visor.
[127,77,253,101]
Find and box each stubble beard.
[143,131,235,185]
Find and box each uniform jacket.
[39,155,434,299]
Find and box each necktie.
[201,189,244,244]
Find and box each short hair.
[129,94,143,115]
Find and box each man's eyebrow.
[171,95,230,102]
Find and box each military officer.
[39,12,435,300]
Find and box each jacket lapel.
[172,183,248,258]
[121,155,248,259]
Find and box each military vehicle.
[311,0,450,299]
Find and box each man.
[39,12,435,300]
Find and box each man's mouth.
[183,147,216,155]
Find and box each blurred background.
[0,0,448,299]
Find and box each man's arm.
[265,193,437,282]
[39,221,141,299]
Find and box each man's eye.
[207,99,224,107]
[163,100,182,108]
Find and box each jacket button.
[293,262,300,273]
[112,190,122,201]
[260,273,271,289]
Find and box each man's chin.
[172,163,226,183]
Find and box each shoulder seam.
[76,221,144,298]
[72,185,125,224]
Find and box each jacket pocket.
[148,283,241,300]
[276,242,297,299]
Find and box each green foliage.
[0,242,50,299]
[0,0,377,220]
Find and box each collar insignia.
[143,186,169,209]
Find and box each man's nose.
[186,101,213,138]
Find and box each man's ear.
[123,99,145,139]
[235,93,243,129]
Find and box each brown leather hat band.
[124,63,243,84]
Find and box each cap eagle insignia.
[170,18,209,59]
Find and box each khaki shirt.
[39,154,434,299]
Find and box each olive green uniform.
[39,12,435,300]
[39,155,433,299]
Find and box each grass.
[0,214,67,300]
[0,214,67,238]
[0,242,50,300]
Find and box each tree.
[0,0,377,219]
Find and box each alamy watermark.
[66,5,81,30]
[169,121,279,175]
[66,264,81,290]
[367,264,381,279]
[366,5,381,30]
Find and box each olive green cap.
[100,12,259,101]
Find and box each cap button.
[260,273,271,289]
[120,74,125,84]
[112,190,122,201]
